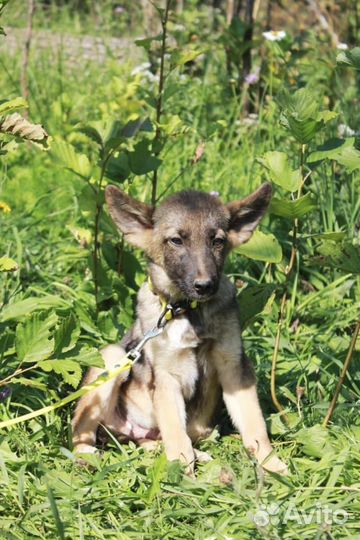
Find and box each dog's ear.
[105,185,154,250]
[226,183,272,247]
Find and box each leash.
[0,290,198,430]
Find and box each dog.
[72,182,287,475]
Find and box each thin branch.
[20,0,36,117]
[323,320,360,427]
[151,0,171,206]
[270,144,306,422]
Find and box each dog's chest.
[145,316,205,399]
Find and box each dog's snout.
[194,279,214,295]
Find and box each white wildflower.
[337,42,348,50]
[262,30,286,42]
[131,62,151,76]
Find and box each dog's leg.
[72,344,130,456]
[153,369,195,475]
[214,349,288,474]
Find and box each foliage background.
[0,1,359,539]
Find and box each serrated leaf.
[0,97,27,115]
[238,284,277,327]
[316,110,338,123]
[128,140,162,175]
[236,230,282,263]
[51,139,91,179]
[270,193,317,219]
[16,312,57,363]
[11,377,47,390]
[122,117,153,138]
[75,124,103,147]
[258,151,302,191]
[0,256,18,272]
[0,113,48,147]
[308,137,360,173]
[76,347,105,368]
[336,47,360,70]
[54,313,80,355]
[295,424,333,458]
[316,241,360,274]
[0,295,70,322]
[105,153,130,182]
[39,359,82,388]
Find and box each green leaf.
[122,117,153,138]
[39,359,82,388]
[0,295,70,322]
[295,424,333,458]
[238,284,276,327]
[258,151,302,192]
[134,34,162,51]
[54,313,80,355]
[105,153,130,182]
[316,110,338,123]
[270,193,317,219]
[76,123,103,147]
[336,47,360,70]
[0,97,27,115]
[51,139,91,179]
[128,140,162,175]
[0,256,18,272]
[315,241,360,274]
[170,48,205,67]
[236,231,282,263]
[308,137,360,172]
[76,347,105,368]
[16,312,57,363]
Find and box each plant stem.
[20,0,35,118]
[270,144,306,421]
[323,320,360,427]
[151,0,171,206]
[93,153,112,315]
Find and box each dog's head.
[105,183,272,301]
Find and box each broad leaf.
[39,359,82,388]
[128,140,162,175]
[76,347,105,368]
[258,151,302,191]
[270,193,317,219]
[236,230,282,263]
[308,138,360,173]
[170,48,205,67]
[51,139,91,179]
[0,295,70,322]
[105,153,130,182]
[295,424,333,458]
[54,313,80,355]
[315,241,360,274]
[0,256,18,272]
[135,34,162,51]
[238,284,276,327]
[16,312,57,363]
[122,117,153,138]
[0,97,27,115]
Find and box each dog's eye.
[169,237,183,246]
[213,237,225,247]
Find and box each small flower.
[337,42,348,50]
[0,201,11,213]
[0,386,11,401]
[262,30,286,42]
[338,123,356,137]
[114,5,125,15]
[245,72,259,85]
[131,62,151,76]
[209,191,220,197]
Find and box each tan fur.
[72,184,287,476]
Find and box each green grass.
[1,3,360,539]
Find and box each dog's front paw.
[245,438,288,475]
[73,444,98,466]
[166,439,195,477]
[261,454,288,475]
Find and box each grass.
[0,3,359,539]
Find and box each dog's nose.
[194,279,214,295]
